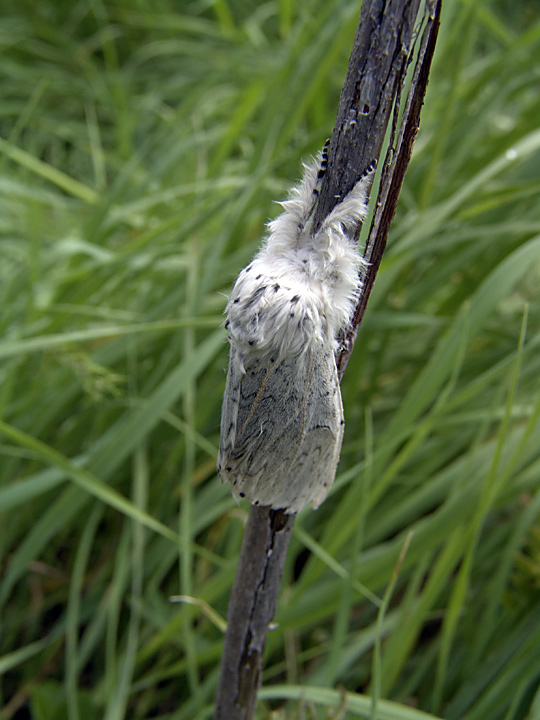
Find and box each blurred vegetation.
[1,0,540,718]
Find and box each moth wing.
[275,349,344,512]
[218,350,302,500]
[217,346,344,513]
[217,348,244,469]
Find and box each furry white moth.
[217,150,370,514]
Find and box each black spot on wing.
[244,285,267,308]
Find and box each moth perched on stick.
[218,149,372,513]
[214,4,442,717]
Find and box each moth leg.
[268,141,333,243]
[318,166,374,239]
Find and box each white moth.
[217,149,370,514]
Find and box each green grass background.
[1,0,540,718]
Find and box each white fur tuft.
[225,154,370,369]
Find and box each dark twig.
[312,0,422,232]
[214,507,294,720]
[337,0,442,376]
[213,2,442,718]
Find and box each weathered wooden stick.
[214,507,294,720]
[312,0,422,230]
[337,0,442,375]
[214,2,442,718]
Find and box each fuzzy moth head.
[225,153,372,368]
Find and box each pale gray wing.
[217,345,344,513]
